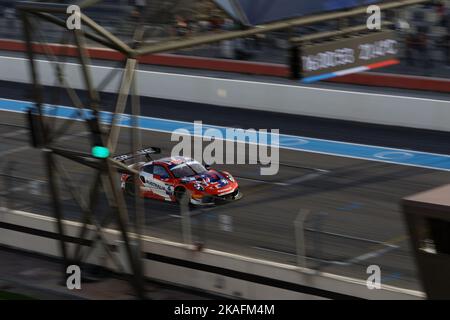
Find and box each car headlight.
[224,172,235,182]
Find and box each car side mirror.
[205,164,211,170]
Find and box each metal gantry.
[17,0,147,299]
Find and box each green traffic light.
[91,146,110,159]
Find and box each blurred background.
[0,0,449,77]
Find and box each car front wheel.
[174,187,187,204]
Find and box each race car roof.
[156,156,195,167]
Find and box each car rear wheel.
[125,178,136,197]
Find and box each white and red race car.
[115,148,241,206]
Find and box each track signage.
[299,30,399,81]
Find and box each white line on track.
[252,246,348,266]
[237,169,329,187]
[253,243,400,267]
[236,177,288,186]
[0,129,27,139]
[343,245,399,266]
[304,227,394,246]
[282,171,329,185]
[0,145,30,158]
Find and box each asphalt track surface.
[1,79,450,292]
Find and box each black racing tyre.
[233,188,243,200]
[124,178,136,197]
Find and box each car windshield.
[170,162,207,178]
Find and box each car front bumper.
[190,188,241,206]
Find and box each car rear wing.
[113,147,161,163]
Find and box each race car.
[115,147,241,206]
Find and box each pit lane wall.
[0,55,449,132]
[1,39,449,93]
[0,208,423,300]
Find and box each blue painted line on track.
[337,202,363,212]
[2,98,450,171]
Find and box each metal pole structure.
[107,58,137,155]
[133,0,430,56]
[290,22,394,44]
[294,209,310,269]
[180,191,193,246]
[312,211,329,270]
[23,0,429,58]
[45,151,70,266]
[131,63,145,261]
[16,1,147,298]
[22,9,70,272]
[105,159,146,299]
[1,161,15,212]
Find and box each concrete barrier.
[0,207,424,300]
[1,39,449,93]
[0,55,449,132]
